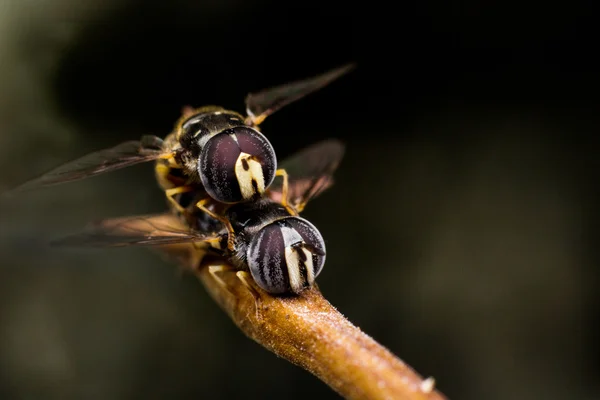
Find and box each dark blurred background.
[0,0,598,399]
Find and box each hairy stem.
[149,218,448,400]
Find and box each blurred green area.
[1,1,598,399]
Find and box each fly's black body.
[6,64,354,210]
[52,139,345,295]
[6,64,354,258]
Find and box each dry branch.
[197,265,446,400]
[142,214,448,400]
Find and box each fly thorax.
[177,109,245,178]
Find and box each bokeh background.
[0,0,598,399]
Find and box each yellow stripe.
[234,152,265,199]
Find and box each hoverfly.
[5,64,354,250]
[52,139,344,295]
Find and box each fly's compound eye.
[247,217,326,294]
[199,127,276,203]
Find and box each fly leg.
[274,168,298,215]
[164,186,194,213]
[165,188,235,252]
[207,266,262,317]
[236,271,262,319]
[195,198,236,251]
[208,264,236,294]
[169,235,224,278]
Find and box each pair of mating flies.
[7,64,353,295]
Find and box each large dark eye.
[246,217,326,294]
[199,127,276,203]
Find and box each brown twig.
[139,214,447,400]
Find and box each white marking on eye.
[281,225,306,293]
[285,246,302,293]
[234,152,265,199]
[303,247,315,285]
[281,225,303,249]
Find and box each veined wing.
[5,135,172,194]
[245,63,355,126]
[267,139,345,211]
[51,213,219,248]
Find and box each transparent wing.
[245,63,355,126]
[51,213,219,248]
[6,135,172,194]
[267,139,345,210]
